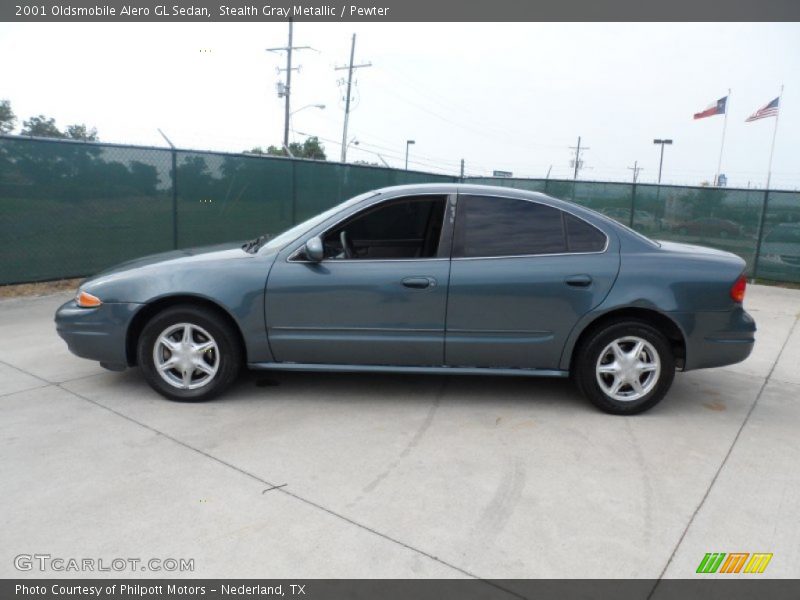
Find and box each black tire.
[137,304,243,402]
[573,319,675,415]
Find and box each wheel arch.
[126,294,247,366]
[565,307,687,372]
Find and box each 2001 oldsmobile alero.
[55,184,756,414]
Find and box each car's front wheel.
[574,320,675,415]
[137,305,242,402]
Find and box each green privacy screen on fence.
[1,135,798,285]
[0,136,456,283]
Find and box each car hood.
[78,241,281,304]
[89,242,250,280]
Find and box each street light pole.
[653,139,673,184]
[288,103,325,133]
[405,140,415,170]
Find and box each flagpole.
[714,89,731,186]
[764,85,784,190]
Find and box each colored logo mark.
[696,552,773,574]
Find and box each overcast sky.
[0,22,798,188]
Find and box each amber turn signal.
[76,290,102,308]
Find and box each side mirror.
[304,236,324,262]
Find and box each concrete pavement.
[1,285,798,579]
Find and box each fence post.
[290,160,297,225]
[629,182,637,228]
[751,189,771,281]
[171,149,178,249]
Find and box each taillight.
[730,275,747,303]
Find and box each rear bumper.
[55,300,142,368]
[671,306,756,371]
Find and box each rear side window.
[454,195,567,258]
[565,213,606,252]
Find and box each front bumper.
[671,306,756,371]
[55,300,142,368]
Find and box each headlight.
[75,290,103,308]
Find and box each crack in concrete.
[648,312,800,596]
[0,360,504,586]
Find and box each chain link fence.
[1,135,798,285]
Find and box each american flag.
[745,97,780,122]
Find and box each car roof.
[374,182,576,209]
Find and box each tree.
[21,115,65,138]
[247,136,327,160]
[0,100,16,134]
[65,124,98,141]
[19,115,99,140]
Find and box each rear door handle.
[565,274,592,287]
[402,276,436,289]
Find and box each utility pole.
[460,159,465,179]
[283,21,293,150]
[267,20,314,150]
[335,33,372,163]
[627,161,643,183]
[569,136,589,180]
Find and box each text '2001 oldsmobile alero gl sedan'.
[56,184,755,414]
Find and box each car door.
[265,194,454,366]
[445,193,619,370]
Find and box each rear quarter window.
[566,214,606,252]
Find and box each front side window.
[453,195,606,258]
[322,195,446,260]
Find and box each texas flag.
[694,96,728,120]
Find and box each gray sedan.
[55,184,755,414]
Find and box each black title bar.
[4,0,800,22]
[5,579,800,600]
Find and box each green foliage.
[21,115,65,138]
[19,115,99,141]
[248,136,327,160]
[0,100,16,134]
[65,124,98,141]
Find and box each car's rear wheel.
[574,320,675,415]
[137,305,242,402]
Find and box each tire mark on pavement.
[351,378,446,502]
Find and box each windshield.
[259,191,380,253]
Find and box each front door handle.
[402,276,436,289]
[565,274,592,287]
